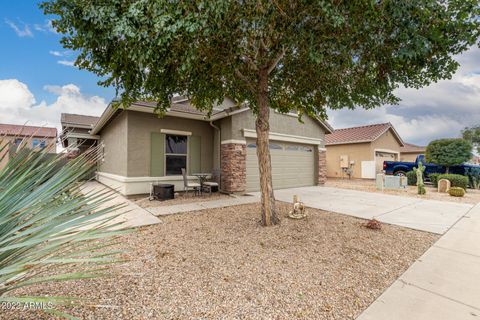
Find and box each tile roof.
[325,123,402,145]
[0,124,57,138]
[61,113,100,127]
[401,142,426,153]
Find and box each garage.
[375,151,398,174]
[245,139,316,192]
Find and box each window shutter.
[150,132,165,176]
[189,135,201,174]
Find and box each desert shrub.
[429,173,441,187]
[425,138,472,172]
[437,174,469,190]
[0,144,126,315]
[449,187,465,197]
[406,171,417,186]
[465,167,480,189]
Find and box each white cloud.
[33,19,57,34]
[49,50,72,57]
[0,79,106,131]
[5,19,33,37]
[49,50,62,57]
[57,60,75,67]
[327,47,480,146]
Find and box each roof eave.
[325,140,374,146]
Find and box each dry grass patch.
[7,202,438,320]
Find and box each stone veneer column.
[221,143,246,193]
[318,148,327,185]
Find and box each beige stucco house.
[400,143,426,162]
[64,97,332,195]
[0,124,57,170]
[325,123,406,179]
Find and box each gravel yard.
[326,178,480,204]
[6,202,438,320]
[129,191,232,208]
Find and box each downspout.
[209,120,222,190]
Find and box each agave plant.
[0,138,128,318]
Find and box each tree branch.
[242,55,258,71]
[235,69,256,94]
[267,47,286,75]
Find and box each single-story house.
[0,123,57,169]
[400,143,426,162]
[325,123,406,179]
[60,113,100,154]
[70,97,332,195]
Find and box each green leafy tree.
[462,126,480,153]
[42,0,480,226]
[425,138,472,173]
[0,142,127,318]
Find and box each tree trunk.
[255,71,279,226]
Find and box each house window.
[165,134,188,175]
[32,139,46,149]
[269,143,283,150]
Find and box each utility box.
[377,174,407,190]
[340,155,349,168]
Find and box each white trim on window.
[164,133,189,176]
[160,129,192,136]
[242,129,323,145]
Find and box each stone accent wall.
[318,149,327,185]
[221,143,246,193]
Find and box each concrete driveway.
[262,186,474,234]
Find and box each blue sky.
[0,1,479,145]
[0,1,114,103]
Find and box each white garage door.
[246,139,315,192]
[375,151,397,174]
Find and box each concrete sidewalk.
[356,202,480,320]
[264,186,473,234]
[145,195,259,216]
[81,181,162,229]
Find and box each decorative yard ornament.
[42,0,480,226]
[413,163,426,195]
[288,195,306,219]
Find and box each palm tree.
[0,138,128,318]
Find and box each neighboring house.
[0,123,57,169]
[325,123,405,179]
[60,113,100,154]
[400,143,426,162]
[85,97,332,195]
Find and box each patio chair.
[181,168,200,196]
[202,169,219,195]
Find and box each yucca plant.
[0,137,128,318]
